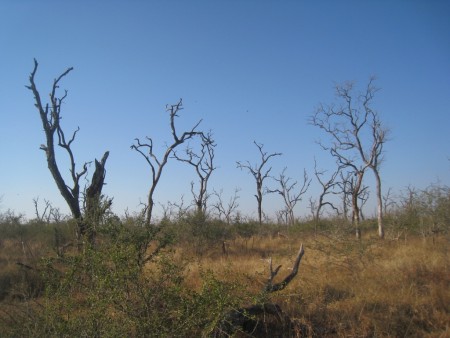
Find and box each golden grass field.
[0,222,449,337]
[174,230,449,337]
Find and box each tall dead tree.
[172,131,216,214]
[237,142,282,225]
[131,99,203,227]
[310,78,388,238]
[27,59,109,243]
[267,168,310,226]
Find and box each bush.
[1,218,248,337]
[389,183,450,236]
[175,212,232,254]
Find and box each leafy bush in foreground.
[1,220,247,337]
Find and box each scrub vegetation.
[0,184,448,337]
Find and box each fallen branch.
[265,243,304,292]
[214,244,305,337]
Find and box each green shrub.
[388,183,450,236]
[1,218,248,337]
[175,212,232,253]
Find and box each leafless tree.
[337,170,370,229]
[172,131,216,214]
[84,153,111,241]
[311,158,341,224]
[131,99,203,227]
[267,168,310,226]
[159,198,190,222]
[337,171,351,221]
[33,197,53,223]
[310,78,388,238]
[358,185,370,221]
[236,142,282,225]
[399,185,419,217]
[32,197,66,224]
[382,187,397,215]
[276,208,290,225]
[49,207,65,223]
[27,59,109,243]
[212,188,240,224]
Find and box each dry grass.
[174,231,450,337]
[1,223,448,337]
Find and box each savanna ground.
[0,210,449,337]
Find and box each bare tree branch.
[267,168,311,226]
[215,244,305,336]
[131,98,203,227]
[172,131,216,214]
[310,78,388,238]
[237,141,282,225]
[382,187,397,215]
[27,59,109,243]
[311,158,341,225]
[33,197,53,223]
[212,188,240,224]
[265,244,305,292]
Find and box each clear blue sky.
[1,1,449,220]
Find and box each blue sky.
[1,1,449,220]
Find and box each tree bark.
[27,59,109,244]
[85,151,110,243]
[373,168,384,239]
[352,171,364,239]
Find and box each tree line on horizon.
[23,59,402,245]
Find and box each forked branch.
[27,59,110,244]
[214,244,305,336]
[131,98,204,226]
[172,131,216,214]
[236,141,282,225]
[265,243,305,292]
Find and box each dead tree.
[131,99,203,227]
[358,186,370,221]
[267,168,311,226]
[237,141,282,225]
[212,188,240,224]
[214,244,305,337]
[337,171,351,221]
[32,197,53,223]
[33,197,66,224]
[310,78,388,238]
[276,208,290,225]
[84,151,111,242]
[172,131,216,214]
[382,187,397,215]
[338,170,370,226]
[312,158,341,222]
[27,59,109,243]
